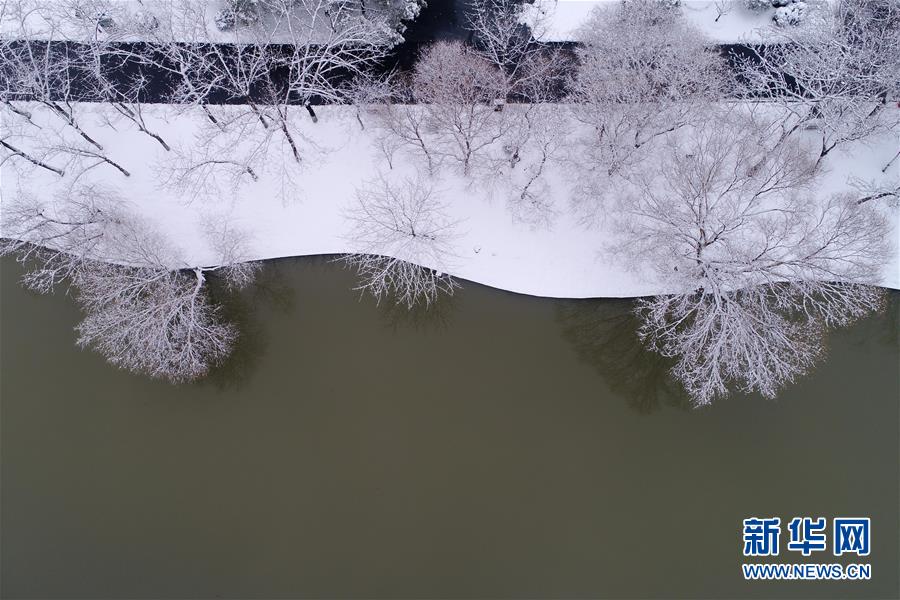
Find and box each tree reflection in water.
[207,261,296,390]
[555,298,692,414]
[376,289,459,333]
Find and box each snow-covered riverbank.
[1,102,896,298]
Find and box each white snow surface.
[4,0,829,44]
[1,102,897,299]
[524,0,832,43]
[0,0,406,44]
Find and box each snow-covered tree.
[773,1,808,27]
[253,0,422,45]
[0,103,66,176]
[465,0,568,99]
[0,6,144,176]
[714,0,734,22]
[0,35,104,149]
[158,139,260,202]
[102,72,172,151]
[351,0,425,42]
[74,214,261,382]
[572,0,728,141]
[740,0,900,164]
[357,73,440,173]
[570,0,727,216]
[745,0,774,10]
[73,259,238,383]
[500,103,568,228]
[0,185,259,382]
[343,175,459,308]
[118,2,225,120]
[364,42,512,177]
[613,115,890,404]
[0,184,118,292]
[850,177,900,206]
[341,71,395,130]
[215,0,262,31]
[411,40,511,175]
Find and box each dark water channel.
[1,256,898,598]
[2,0,767,105]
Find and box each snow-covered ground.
[4,0,825,45]
[0,0,414,45]
[524,0,829,43]
[1,102,897,298]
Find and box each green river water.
[1,256,898,598]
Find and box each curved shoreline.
[2,103,898,299]
[223,251,900,300]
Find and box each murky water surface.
[2,256,897,598]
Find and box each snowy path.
[1,102,897,298]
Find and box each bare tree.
[0,15,105,148]
[73,260,238,383]
[186,105,309,203]
[124,2,226,123]
[145,0,396,176]
[1,184,260,382]
[613,116,890,404]
[714,0,734,22]
[0,183,118,292]
[465,0,567,99]
[635,280,884,405]
[0,105,66,175]
[0,9,142,177]
[343,175,460,308]
[572,0,727,147]
[202,217,263,291]
[411,41,511,176]
[500,103,567,228]
[363,74,441,173]
[47,0,399,168]
[0,136,64,174]
[157,136,260,203]
[89,69,174,151]
[1,103,136,185]
[73,213,261,383]
[37,0,174,151]
[47,137,131,178]
[569,0,727,217]
[341,71,394,130]
[739,0,900,164]
[850,176,900,206]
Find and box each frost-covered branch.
[465,0,568,99]
[1,183,260,382]
[569,0,728,217]
[343,175,460,308]
[613,115,890,404]
[0,184,118,292]
[738,0,900,164]
[74,261,237,383]
[411,40,512,176]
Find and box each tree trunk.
[305,103,318,123]
[0,140,65,176]
[46,102,104,151]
